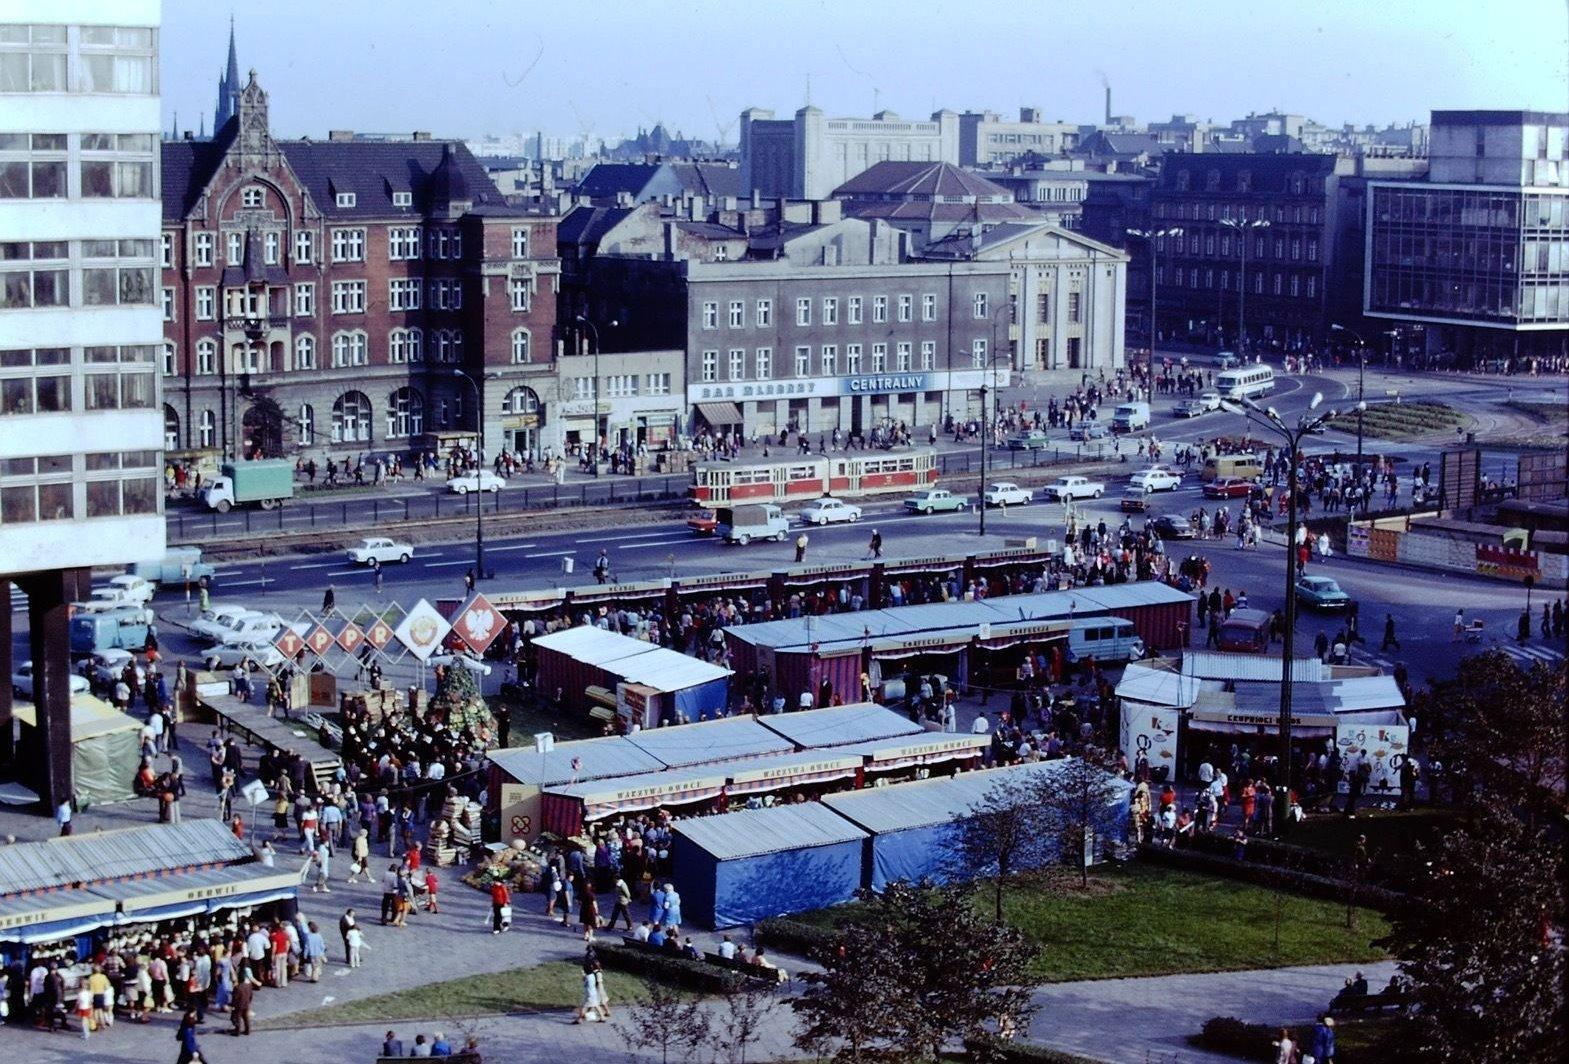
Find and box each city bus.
[1216,364,1276,400]
[690,450,939,506]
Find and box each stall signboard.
[782,561,870,582]
[117,869,302,913]
[883,554,964,574]
[1120,703,1180,776]
[678,570,772,591]
[0,893,114,933]
[1335,721,1410,797]
[1189,709,1339,731]
[488,588,568,611]
[395,599,452,662]
[451,591,505,654]
[499,782,539,842]
[569,772,728,821]
[726,754,861,793]
[573,579,670,603]
[870,629,975,654]
[862,734,989,767]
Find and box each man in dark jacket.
[1309,1015,1336,1062]
[382,1030,405,1057]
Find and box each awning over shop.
[110,863,304,917]
[779,561,872,587]
[882,554,965,575]
[696,402,743,425]
[547,767,729,822]
[724,750,862,795]
[1188,708,1340,735]
[676,570,773,594]
[834,733,990,771]
[570,579,670,604]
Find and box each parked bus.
[690,450,938,506]
[1216,364,1275,400]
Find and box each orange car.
[687,508,718,535]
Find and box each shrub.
[1137,844,1407,913]
[598,943,743,994]
[754,916,840,959]
[963,1034,1106,1063]
[1192,1016,1280,1061]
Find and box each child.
[345,924,367,968]
[423,869,440,913]
[75,982,93,1040]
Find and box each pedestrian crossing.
[1494,641,1566,665]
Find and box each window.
[161,287,174,321]
[713,244,728,261]
[331,391,372,443]
[294,282,314,316]
[1306,276,1317,299]
[1289,274,1301,297]
[388,278,421,311]
[923,294,937,321]
[511,227,530,258]
[387,226,421,260]
[77,26,156,94]
[405,327,423,362]
[1273,272,1283,295]
[432,329,462,363]
[0,132,66,198]
[729,300,745,327]
[161,341,175,375]
[503,387,541,414]
[226,231,243,264]
[0,241,65,309]
[79,132,153,197]
[897,294,912,322]
[645,373,671,395]
[263,231,280,265]
[974,292,988,318]
[294,230,313,264]
[388,329,410,364]
[196,339,216,375]
[846,343,862,374]
[570,377,593,400]
[335,191,356,209]
[1307,240,1319,262]
[795,298,811,326]
[241,186,264,208]
[81,345,155,410]
[331,280,366,314]
[605,374,638,398]
[848,296,863,324]
[702,301,718,329]
[754,348,772,379]
[0,348,70,414]
[920,340,935,370]
[971,337,987,367]
[701,350,717,382]
[392,190,412,208]
[510,328,531,364]
[755,299,772,326]
[80,240,155,307]
[505,279,527,312]
[728,348,746,380]
[298,404,314,447]
[331,331,368,367]
[294,334,316,370]
[386,388,423,438]
[895,342,911,371]
[793,345,810,376]
[0,24,67,93]
[1036,292,1050,323]
[872,295,887,323]
[1067,291,1082,324]
[196,409,215,447]
[871,343,887,372]
[194,232,214,267]
[820,344,837,375]
[822,297,838,325]
[331,228,366,262]
[160,232,174,268]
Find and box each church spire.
[214,16,240,132]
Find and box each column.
[18,567,90,813]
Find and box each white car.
[11,661,90,701]
[78,649,145,692]
[347,537,414,565]
[204,639,287,671]
[799,497,863,525]
[1042,475,1106,501]
[983,482,1033,507]
[1198,390,1223,411]
[430,651,492,675]
[190,604,267,644]
[1129,468,1182,493]
[77,574,157,612]
[447,471,504,494]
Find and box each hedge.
[754,916,840,959]
[598,943,744,993]
[1184,831,1353,878]
[962,1034,1107,1063]
[1136,844,1407,913]
[1190,1016,1386,1064]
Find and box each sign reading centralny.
[691,369,1003,404]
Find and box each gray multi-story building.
[1365,110,1569,368]
[739,106,960,201]
[957,109,1081,167]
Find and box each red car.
[1203,477,1254,499]
[686,508,718,535]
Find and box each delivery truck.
[70,605,157,655]
[717,504,790,545]
[201,459,295,512]
[131,546,216,589]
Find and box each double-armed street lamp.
[575,314,618,476]
[1125,226,1183,394]
[1219,216,1271,357]
[453,367,501,581]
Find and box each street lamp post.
[1220,217,1270,358]
[1126,227,1183,396]
[1330,324,1369,500]
[575,315,617,476]
[977,352,1011,537]
[453,368,499,581]
[1222,391,1343,833]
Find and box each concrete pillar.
[0,583,11,767]
[18,567,89,814]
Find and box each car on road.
[1173,399,1208,418]
[1295,575,1352,611]
[1203,476,1256,499]
[686,508,718,535]
[1005,430,1050,451]
[1198,390,1223,411]
[1129,468,1182,493]
[446,471,505,494]
[1042,475,1105,501]
[77,574,157,612]
[799,497,863,525]
[983,482,1033,507]
[77,649,146,692]
[1068,422,1109,441]
[1148,514,1196,540]
[192,608,308,647]
[902,489,969,514]
[203,640,287,672]
[347,537,414,565]
[1119,487,1149,513]
[11,661,90,701]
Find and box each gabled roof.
[574,162,663,199]
[668,162,742,200]
[161,128,236,220]
[834,160,1017,201]
[556,204,638,249]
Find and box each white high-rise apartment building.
[1,0,165,575]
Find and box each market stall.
[540,766,729,838]
[722,749,863,803]
[755,702,924,749]
[832,733,990,785]
[624,714,792,769]
[671,803,870,928]
[532,625,733,725]
[488,735,666,843]
[12,695,141,807]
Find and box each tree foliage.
[617,977,710,1064]
[791,881,1038,1062]
[429,660,494,738]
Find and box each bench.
[705,951,789,986]
[1328,991,1412,1017]
[376,1055,480,1064]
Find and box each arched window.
[406,327,423,362]
[298,403,315,446]
[331,391,372,443]
[389,329,408,364]
[295,334,316,370]
[502,386,540,415]
[510,328,531,364]
[385,387,423,438]
[198,409,216,448]
[163,404,180,449]
[332,330,367,367]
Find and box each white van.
[1112,402,1151,432]
[1065,617,1146,666]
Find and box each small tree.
[710,980,780,1064]
[618,978,711,1064]
[953,780,1051,923]
[791,919,910,1063]
[1034,752,1124,889]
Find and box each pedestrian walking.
[1380,613,1400,652]
[794,531,809,563]
[322,585,336,614]
[372,558,383,593]
[868,528,883,559]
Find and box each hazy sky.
[160,0,1569,142]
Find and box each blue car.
[1295,575,1351,610]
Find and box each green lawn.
[798,863,1389,983]
[263,961,651,1028]
[1331,400,1469,441]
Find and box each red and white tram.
[690,450,939,506]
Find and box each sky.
[159,0,1569,143]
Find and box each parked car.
[983,482,1033,507]
[192,608,307,647]
[77,575,156,612]
[1173,399,1207,418]
[1149,514,1196,540]
[1129,468,1182,493]
[686,508,718,535]
[11,662,90,701]
[347,537,414,565]
[190,605,269,644]
[799,497,863,525]
[1005,430,1050,450]
[446,471,504,494]
[1042,476,1105,501]
[902,489,969,514]
[203,640,287,671]
[1203,477,1256,499]
[78,649,146,692]
[1295,575,1352,610]
[1068,422,1109,441]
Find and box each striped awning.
[695,402,743,426]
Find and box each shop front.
[540,767,729,838]
[834,733,990,786]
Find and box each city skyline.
[159,0,1569,143]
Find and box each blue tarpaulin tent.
[671,803,869,929]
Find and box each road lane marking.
[483,543,539,552]
[422,560,479,568]
[290,562,342,570]
[524,550,575,558]
[577,530,692,544]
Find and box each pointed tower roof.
[214,17,241,133]
[225,17,239,88]
[430,143,472,216]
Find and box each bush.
[754,916,840,959]
[1137,844,1407,913]
[1192,1016,1281,1061]
[598,943,744,994]
[1192,1015,1393,1064]
[963,1034,1106,1063]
